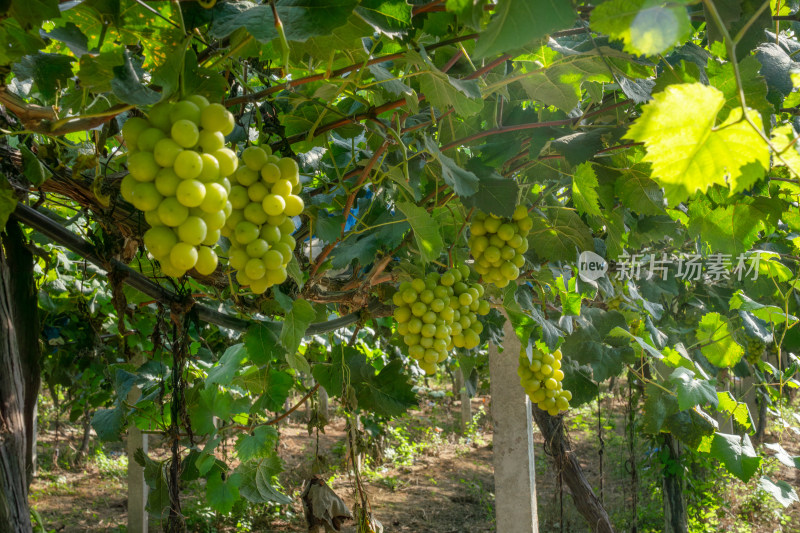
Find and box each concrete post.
[455,367,471,433]
[127,355,148,533]
[490,317,538,533]
[31,403,37,477]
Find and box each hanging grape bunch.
[468,205,532,287]
[223,145,303,294]
[121,97,237,278]
[392,265,490,375]
[517,345,571,416]
[743,333,767,365]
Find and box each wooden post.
[0,226,34,533]
[490,317,538,533]
[127,354,148,533]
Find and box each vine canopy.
[2,0,800,517]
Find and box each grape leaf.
[355,0,412,33]
[0,20,46,65]
[244,322,285,365]
[686,201,765,255]
[134,449,170,517]
[708,432,761,482]
[369,64,413,97]
[206,471,242,514]
[396,201,444,263]
[355,359,418,416]
[235,426,279,462]
[423,135,480,197]
[91,407,124,441]
[251,370,293,413]
[237,456,291,505]
[763,442,800,469]
[45,22,89,57]
[730,291,797,325]
[561,308,631,381]
[561,359,598,407]
[207,344,248,387]
[189,387,234,435]
[590,0,693,56]
[211,0,358,43]
[625,83,769,205]
[19,146,49,187]
[642,384,678,434]
[695,312,744,368]
[459,160,520,218]
[572,162,601,216]
[111,50,161,106]
[12,52,74,101]
[669,367,718,410]
[408,50,483,117]
[279,299,315,372]
[8,0,61,32]
[551,130,606,166]
[716,391,753,430]
[312,347,417,416]
[527,207,594,262]
[614,167,665,215]
[473,0,576,59]
[707,56,774,126]
[759,477,800,508]
[518,55,611,111]
[664,408,716,448]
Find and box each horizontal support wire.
[11,203,373,336]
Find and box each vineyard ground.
[28,383,800,532]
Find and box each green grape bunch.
[744,335,767,365]
[468,205,532,287]
[517,345,571,416]
[392,265,490,375]
[122,97,237,278]
[223,145,303,294]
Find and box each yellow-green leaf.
[625,83,769,205]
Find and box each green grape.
[122,117,150,150]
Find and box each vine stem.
[227,384,320,432]
[340,141,389,237]
[224,33,480,107]
[440,118,574,152]
[308,141,389,279]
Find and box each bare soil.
[28,387,800,533]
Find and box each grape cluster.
[392,265,490,375]
[744,335,766,365]
[222,145,303,294]
[468,205,532,287]
[121,96,237,277]
[517,346,571,416]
